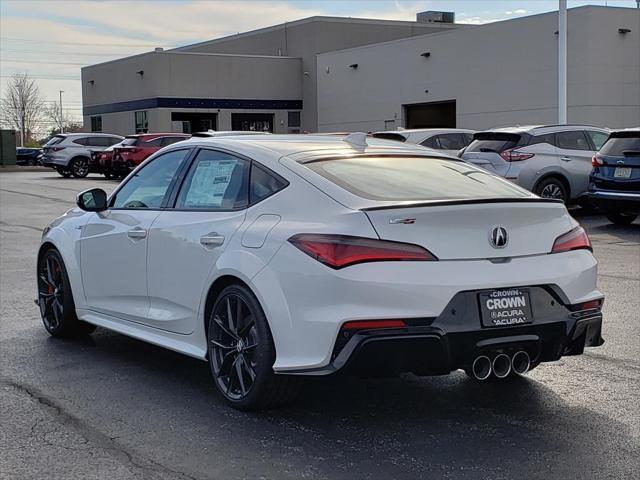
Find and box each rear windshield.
[371,133,407,142]
[44,136,65,146]
[600,135,640,156]
[305,156,530,202]
[466,133,522,153]
[121,137,140,146]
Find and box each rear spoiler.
[360,197,562,211]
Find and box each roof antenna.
[343,132,368,148]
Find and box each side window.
[162,136,186,147]
[144,138,163,147]
[529,133,556,146]
[72,137,90,146]
[250,163,288,204]
[587,131,609,151]
[555,131,590,151]
[436,133,466,150]
[90,137,111,147]
[112,149,189,209]
[176,150,249,210]
[109,137,123,146]
[420,136,437,148]
[462,133,474,146]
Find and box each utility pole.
[558,0,567,124]
[59,90,64,134]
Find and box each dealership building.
[82,5,639,135]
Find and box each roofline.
[82,49,299,71]
[171,15,465,53]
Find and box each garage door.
[405,101,456,128]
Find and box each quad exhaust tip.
[511,350,531,375]
[471,355,492,381]
[492,353,512,379]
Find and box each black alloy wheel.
[209,292,259,401]
[207,285,299,410]
[535,177,567,202]
[37,249,95,337]
[606,212,637,225]
[71,157,89,178]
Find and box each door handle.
[200,234,225,248]
[560,156,572,162]
[127,227,147,239]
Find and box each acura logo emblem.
[489,227,508,249]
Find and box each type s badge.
[479,288,533,327]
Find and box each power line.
[0,74,80,80]
[0,37,180,48]
[1,58,88,66]
[1,48,132,57]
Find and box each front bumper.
[284,286,604,376]
[588,190,640,215]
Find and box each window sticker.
[184,159,237,207]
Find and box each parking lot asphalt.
[1,170,639,480]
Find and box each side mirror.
[77,188,108,212]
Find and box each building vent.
[154,47,164,52]
[416,11,455,24]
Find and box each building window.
[90,116,102,132]
[135,111,148,133]
[288,111,301,128]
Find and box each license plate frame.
[479,288,533,328]
[614,167,632,178]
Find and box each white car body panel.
[39,135,603,374]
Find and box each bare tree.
[42,103,77,135]
[0,73,45,146]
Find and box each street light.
[59,90,64,134]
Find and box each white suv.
[42,133,123,178]
[461,125,609,203]
[372,128,475,156]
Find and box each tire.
[37,248,96,337]
[70,157,89,178]
[207,284,300,410]
[534,177,568,203]
[606,212,637,225]
[56,166,72,178]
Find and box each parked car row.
[376,125,638,224]
[16,147,43,166]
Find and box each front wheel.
[37,248,96,337]
[55,166,72,178]
[70,157,89,178]
[606,212,637,225]
[207,284,299,410]
[534,177,568,203]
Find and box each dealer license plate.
[614,167,631,178]
[479,288,533,328]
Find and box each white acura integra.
[37,134,604,410]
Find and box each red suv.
[111,133,190,175]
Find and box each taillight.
[592,155,604,167]
[342,319,406,330]
[500,148,534,162]
[569,298,603,312]
[288,234,437,269]
[551,226,592,253]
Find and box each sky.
[0,0,636,128]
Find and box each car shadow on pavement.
[17,327,636,479]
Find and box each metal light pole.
[558,0,567,124]
[59,90,64,134]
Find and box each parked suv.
[16,147,42,166]
[460,125,609,203]
[42,133,123,178]
[589,128,640,225]
[111,133,190,175]
[372,129,475,156]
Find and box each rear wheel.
[70,157,89,178]
[534,177,568,203]
[55,166,72,178]
[37,248,95,337]
[207,284,299,410]
[606,212,637,225]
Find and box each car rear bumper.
[281,288,604,376]
[588,190,640,214]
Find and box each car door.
[145,148,250,334]
[554,130,595,198]
[79,148,191,321]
